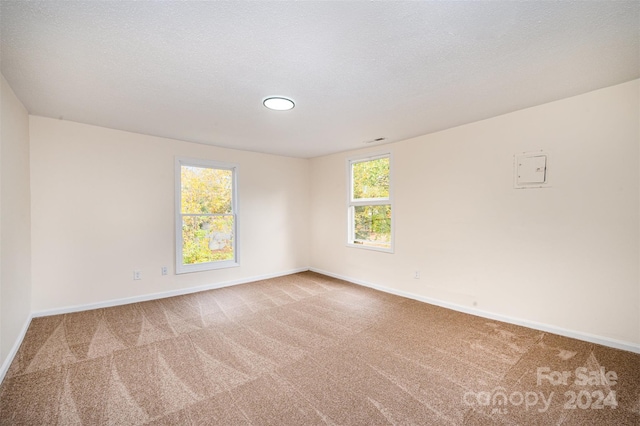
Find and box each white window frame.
[175,157,239,274]
[347,152,394,253]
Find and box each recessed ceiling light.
[263,97,295,111]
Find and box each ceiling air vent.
[364,137,386,144]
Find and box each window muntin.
[176,158,238,273]
[348,154,393,251]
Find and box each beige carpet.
[1,271,638,425]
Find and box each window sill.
[176,260,240,274]
[346,242,394,254]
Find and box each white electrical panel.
[514,151,549,189]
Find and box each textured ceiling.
[1,1,638,158]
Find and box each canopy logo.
[462,366,619,415]
[463,387,553,414]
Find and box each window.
[175,158,238,273]
[347,153,393,252]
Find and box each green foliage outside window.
[352,157,389,200]
[351,157,391,247]
[353,204,391,245]
[181,166,235,265]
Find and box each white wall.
[30,117,309,311]
[0,74,31,364]
[310,79,640,347]
[12,78,640,355]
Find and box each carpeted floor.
[0,271,638,425]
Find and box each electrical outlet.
[414,270,420,279]
[133,270,142,280]
[161,266,168,276]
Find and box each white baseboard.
[32,267,309,318]
[1,268,308,384]
[310,267,640,355]
[5,266,636,386]
[0,313,33,384]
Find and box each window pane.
[352,204,391,248]
[352,157,389,200]
[182,215,234,265]
[181,166,232,214]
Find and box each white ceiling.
[1,1,638,158]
